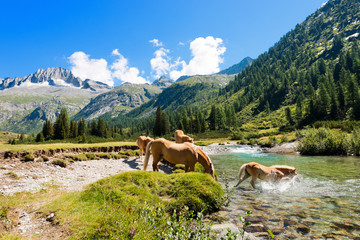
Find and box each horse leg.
[250,174,258,189]
[184,164,189,172]
[189,163,195,172]
[235,172,251,187]
[152,153,161,172]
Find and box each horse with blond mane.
[174,130,194,143]
[143,138,216,179]
[136,136,154,157]
[235,162,297,189]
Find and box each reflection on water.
[211,145,360,239]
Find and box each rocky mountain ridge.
[0,67,110,91]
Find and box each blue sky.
[0,0,326,86]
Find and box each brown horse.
[143,138,216,179]
[174,130,194,143]
[136,136,154,156]
[235,162,297,189]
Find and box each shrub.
[230,131,244,140]
[51,159,67,168]
[22,154,35,162]
[85,153,98,160]
[297,128,349,155]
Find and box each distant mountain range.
[0,67,112,133]
[0,67,109,91]
[0,56,252,134]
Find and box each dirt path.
[0,156,172,195]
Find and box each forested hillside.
[106,0,360,136]
[220,0,360,127]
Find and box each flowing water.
[211,145,360,239]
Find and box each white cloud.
[149,39,163,47]
[150,48,171,79]
[149,36,226,81]
[111,53,149,84]
[112,49,121,56]
[178,41,185,46]
[68,51,113,86]
[170,36,226,80]
[69,50,147,86]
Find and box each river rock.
[332,220,360,231]
[283,219,298,227]
[244,224,267,233]
[296,225,310,234]
[293,210,306,218]
[246,216,264,223]
[271,227,286,235]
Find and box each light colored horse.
[235,162,297,188]
[174,130,194,143]
[143,138,216,179]
[136,136,154,156]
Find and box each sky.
[0,0,327,86]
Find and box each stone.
[283,219,298,227]
[296,225,310,234]
[244,224,267,233]
[272,227,286,235]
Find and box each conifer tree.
[153,105,162,136]
[42,119,54,140]
[285,107,294,125]
[54,107,70,139]
[78,118,87,136]
[70,121,78,138]
[209,105,217,130]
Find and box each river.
[211,145,360,239]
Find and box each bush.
[297,128,349,155]
[51,159,67,168]
[22,154,35,162]
[230,131,244,140]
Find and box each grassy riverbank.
[0,171,224,239]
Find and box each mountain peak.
[152,76,174,89]
[218,57,254,75]
[0,67,111,91]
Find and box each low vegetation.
[297,127,360,156]
[37,171,223,239]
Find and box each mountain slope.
[73,83,163,120]
[217,0,360,125]
[0,67,111,133]
[218,57,254,75]
[125,74,234,119]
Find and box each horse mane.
[143,140,154,170]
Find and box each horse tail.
[238,163,248,179]
[143,140,154,170]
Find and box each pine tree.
[78,118,87,136]
[160,112,170,135]
[330,92,339,120]
[209,105,217,130]
[70,121,78,138]
[285,107,294,125]
[54,107,70,139]
[42,119,54,139]
[97,118,107,138]
[153,105,162,136]
[35,132,44,142]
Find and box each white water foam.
[230,146,268,158]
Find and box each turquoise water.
[211,145,360,239]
